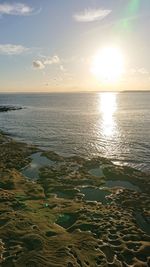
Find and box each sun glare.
[91,46,125,84]
[99,92,117,137]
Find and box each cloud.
[138,68,149,75]
[73,8,111,22]
[0,44,28,55]
[130,68,149,75]
[32,55,61,70]
[43,55,60,65]
[60,65,66,72]
[0,2,34,16]
[33,60,45,70]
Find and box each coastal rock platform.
[0,131,150,266]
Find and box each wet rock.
[22,234,44,251]
[0,239,5,264]
[0,189,15,202]
[45,231,58,237]
[25,183,45,200]
[67,262,74,267]
[26,261,38,267]
[0,132,150,267]
[0,105,22,112]
[42,151,64,162]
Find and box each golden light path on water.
[98,92,117,138]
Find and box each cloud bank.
[0,2,33,16]
[0,44,28,55]
[73,8,111,22]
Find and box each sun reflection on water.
[99,92,117,137]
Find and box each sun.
[91,46,125,84]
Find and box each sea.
[0,91,150,172]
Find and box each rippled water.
[0,92,150,171]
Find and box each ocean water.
[0,92,150,171]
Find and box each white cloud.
[43,55,60,65]
[0,44,28,55]
[130,68,149,75]
[0,2,33,16]
[73,8,111,22]
[33,60,45,69]
[138,68,149,75]
[32,55,61,70]
[60,65,66,72]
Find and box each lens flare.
[118,0,141,32]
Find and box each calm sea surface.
[0,92,150,171]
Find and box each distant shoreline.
[0,90,150,94]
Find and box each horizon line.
[0,89,150,94]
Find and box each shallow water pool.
[105,180,141,192]
[88,167,104,178]
[22,152,54,179]
[80,187,111,204]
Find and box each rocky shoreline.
[0,131,150,266]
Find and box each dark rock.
[0,106,22,112]
[22,234,44,251]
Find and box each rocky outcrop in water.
[0,105,22,112]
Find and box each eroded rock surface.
[0,132,150,266]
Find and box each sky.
[0,0,150,92]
